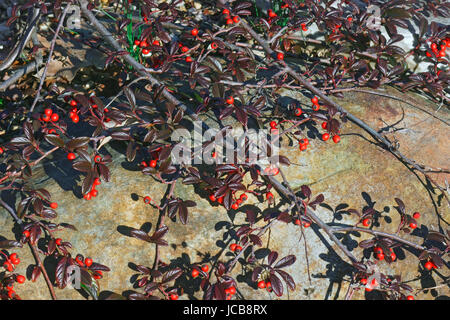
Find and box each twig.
[331,226,426,251]
[29,5,71,114]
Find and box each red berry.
[299,144,307,151]
[360,278,368,285]
[44,108,53,116]
[181,46,189,53]
[55,238,62,245]
[23,230,30,238]
[235,245,243,251]
[142,49,150,55]
[424,261,434,270]
[303,221,311,228]
[69,100,77,107]
[16,275,25,284]
[226,18,233,25]
[4,262,13,272]
[144,196,151,204]
[42,114,50,122]
[301,23,308,31]
[332,135,341,143]
[322,133,330,141]
[438,50,445,57]
[51,113,59,122]
[233,16,240,23]
[226,96,235,105]
[407,295,414,300]
[209,194,216,202]
[211,42,218,50]
[50,202,58,209]
[201,265,209,272]
[257,280,266,289]
[362,218,371,227]
[266,192,274,200]
[191,268,199,278]
[230,243,237,251]
[134,40,141,46]
[218,196,224,204]
[231,202,239,210]
[90,189,98,197]
[84,193,92,201]
[84,258,93,267]
[191,28,198,36]
[268,9,277,18]
[269,121,277,129]
[413,212,420,219]
[152,40,160,46]
[277,52,284,60]
[376,253,385,260]
[93,270,102,279]
[311,96,319,105]
[93,178,101,186]
[321,122,328,130]
[169,294,178,300]
[149,160,157,168]
[222,9,230,15]
[426,51,432,57]
[295,108,302,116]
[185,56,193,63]
[240,193,248,201]
[72,114,80,123]
[94,155,102,163]
[347,17,353,22]
[390,252,396,261]
[9,253,17,260]
[228,286,236,295]
[431,43,438,51]
[67,153,76,160]
[409,222,417,229]
[140,40,148,47]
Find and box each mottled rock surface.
[0,86,448,300]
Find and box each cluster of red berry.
[229,243,243,252]
[133,39,161,56]
[74,254,102,279]
[2,252,21,273]
[1,251,25,299]
[141,158,158,168]
[41,108,60,123]
[312,96,341,143]
[222,9,240,25]
[224,285,237,299]
[84,177,102,201]
[191,264,209,278]
[426,38,449,58]
[373,246,396,261]
[294,218,311,228]
[209,192,249,210]
[408,212,420,229]
[257,280,272,292]
[67,99,81,123]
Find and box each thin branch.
[29,5,71,114]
